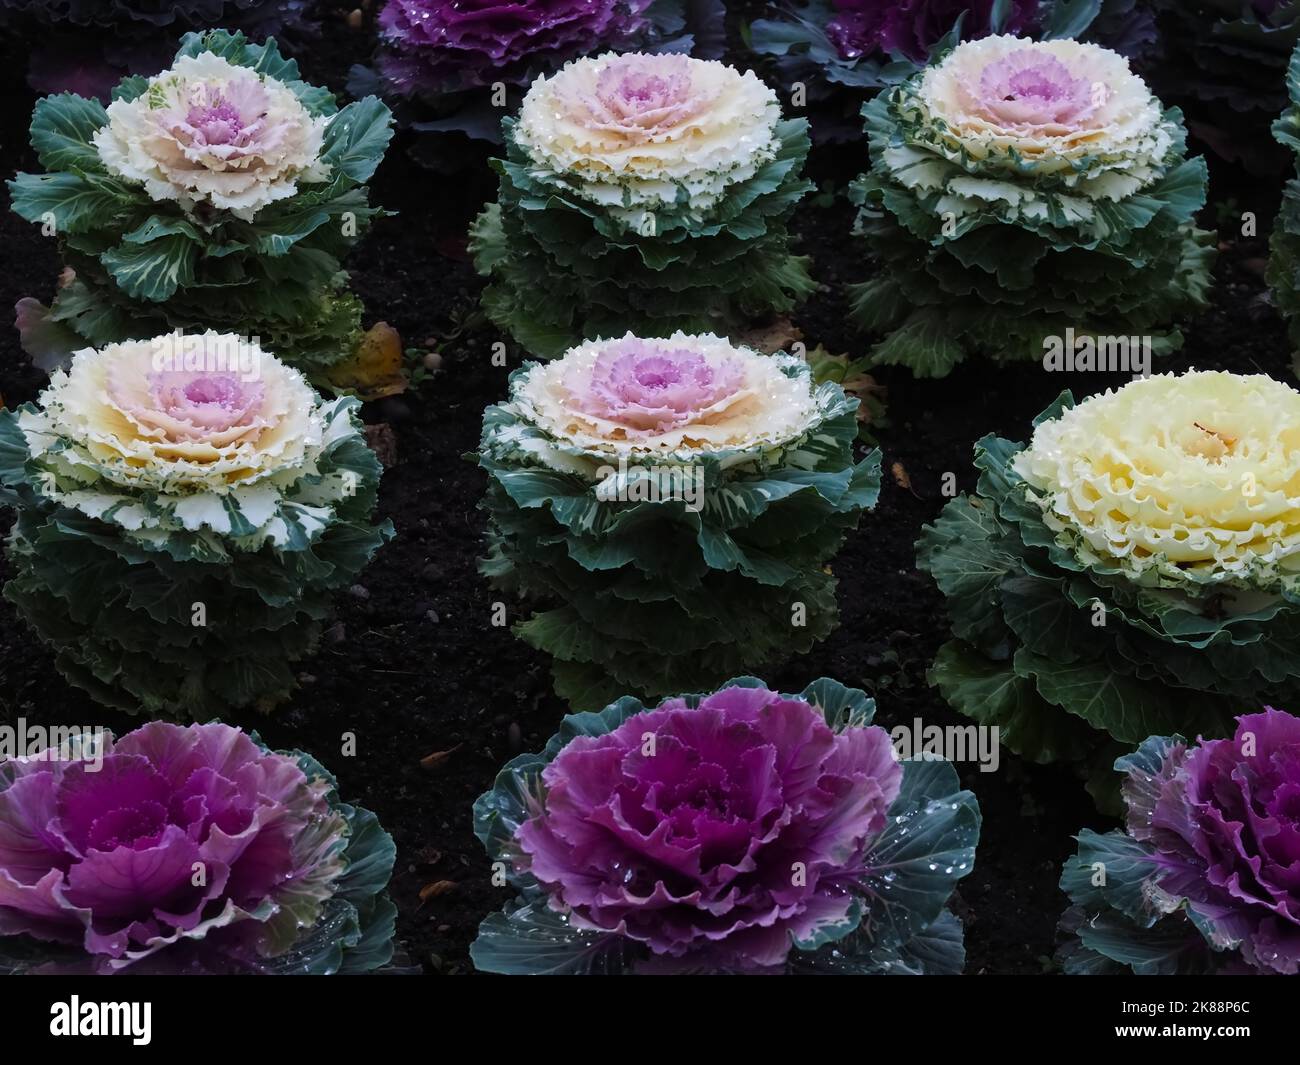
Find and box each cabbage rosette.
[349,0,724,152]
[474,333,881,708]
[0,721,397,975]
[0,331,393,718]
[472,677,980,974]
[917,372,1300,810]
[8,29,393,376]
[1059,708,1300,975]
[469,52,816,358]
[848,35,1215,376]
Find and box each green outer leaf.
[8,172,130,234]
[1060,828,1159,926]
[101,235,197,302]
[470,902,635,975]
[322,98,395,185]
[928,640,1097,764]
[856,758,981,953]
[30,93,107,172]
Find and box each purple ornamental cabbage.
[518,685,900,966]
[474,678,982,975]
[825,0,1039,61]
[376,0,659,94]
[1130,710,1300,973]
[0,722,396,974]
[1061,708,1300,974]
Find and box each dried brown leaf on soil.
[321,321,409,399]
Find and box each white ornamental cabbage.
[890,35,1176,224]
[18,331,358,546]
[515,52,781,219]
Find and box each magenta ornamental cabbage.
[1060,709,1300,975]
[826,0,1037,61]
[376,0,658,93]
[473,678,980,974]
[0,722,396,975]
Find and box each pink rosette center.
[572,55,715,142]
[145,370,267,441]
[166,81,271,154]
[971,48,1100,131]
[565,340,746,435]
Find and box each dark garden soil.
[0,3,1290,975]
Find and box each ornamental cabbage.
[917,374,1300,810]
[469,53,816,357]
[0,331,393,719]
[473,677,980,974]
[8,30,393,378]
[93,51,329,220]
[0,721,396,975]
[1060,709,1300,975]
[848,35,1215,377]
[474,333,880,709]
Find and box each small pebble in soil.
[421,562,443,582]
[507,722,522,752]
[425,609,440,623]
[324,621,347,645]
[348,584,370,601]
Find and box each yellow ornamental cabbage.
[1014,372,1300,589]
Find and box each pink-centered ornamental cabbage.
[515,52,781,217]
[512,683,903,969]
[0,722,396,974]
[510,332,818,467]
[94,51,330,220]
